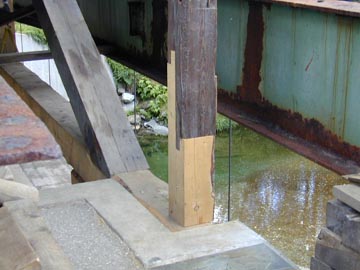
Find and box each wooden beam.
[0,63,105,181]
[0,50,52,64]
[32,0,148,177]
[168,1,217,226]
[0,6,35,27]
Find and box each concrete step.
[36,179,299,270]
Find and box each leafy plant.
[15,23,47,45]
[216,114,238,133]
[106,58,135,87]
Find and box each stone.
[117,85,126,95]
[122,100,136,113]
[0,178,39,203]
[333,184,360,213]
[342,214,360,253]
[128,114,142,125]
[144,119,168,136]
[310,257,333,270]
[326,199,358,235]
[315,228,360,270]
[122,92,135,104]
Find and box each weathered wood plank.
[32,0,148,177]
[0,207,41,270]
[172,0,217,146]
[5,200,74,269]
[0,50,52,64]
[0,6,35,27]
[333,184,360,213]
[0,63,105,181]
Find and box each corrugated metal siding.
[216,0,360,148]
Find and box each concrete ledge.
[38,179,297,269]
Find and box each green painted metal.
[72,0,359,149]
[216,0,360,148]
[216,0,248,92]
[76,0,151,54]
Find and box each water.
[137,125,347,268]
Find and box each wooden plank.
[0,63,105,181]
[32,0,148,177]
[171,0,217,146]
[5,200,74,269]
[333,184,360,213]
[0,6,35,27]
[167,0,217,226]
[0,207,41,270]
[343,174,360,184]
[0,50,52,64]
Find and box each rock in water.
[144,119,168,136]
[128,115,141,125]
[122,93,135,104]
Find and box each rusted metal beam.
[253,0,360,18]
[218,91,360,176]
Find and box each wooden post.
[0,0,16,54]
[168,0,217,226]
[32,0,148,177]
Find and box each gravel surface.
[41,200,143,270]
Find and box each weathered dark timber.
[0,6,35,27]
[0,50,51,64]
[168,0,217,148]
[32,0,148,177]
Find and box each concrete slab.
[39,179,299,269]
[41,200,143,270]
[0,158,72,190]
[152,243,296,270]
[0,75,61,165]
[333,184,360,213]
[4,199,74,269]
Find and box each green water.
[137,125,347,268]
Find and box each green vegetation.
[15,23,47,45]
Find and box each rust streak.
[239,2,265,104]
[218,90,360,175]
[305,53,314,72]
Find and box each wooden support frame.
[168,1,217,226]
[0,50,52,64]
[32,0,148,177]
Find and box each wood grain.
[32,0,148,177]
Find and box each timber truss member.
[1,0,10,12]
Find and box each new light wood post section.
[168,1,217,227]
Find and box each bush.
[15,23,47,45]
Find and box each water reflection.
[138,126,347,268]
[214,128,347,267]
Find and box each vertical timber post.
[168,0,217,227]
[0,0,16,53]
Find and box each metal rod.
[133,70,137,133]
[228,118,232,222]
